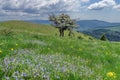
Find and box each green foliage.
[0,67,4,78]
[0,21,120,79]
[49,14,77,37]
[0,32,120,79]
[100,34,108,41]
[77,36,83,39]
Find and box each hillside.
[76,20,120,41]
[0,20,57,35]
[82,28,120,41]
[0,20,94,40]
[0,21,120,79]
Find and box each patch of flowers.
[107,72,116,78]
[0,49,102,79]
[0,49,2,53]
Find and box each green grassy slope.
[0,21,120,80]
[0,20,94,40]
[0,20,57,35]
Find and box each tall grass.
[0,21,120,79]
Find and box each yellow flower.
[11,48,14,51]
[107,72,116,78]
[16,44,18,46]
[0,50,2,53]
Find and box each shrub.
[77,36,83,39]
[100,34,108,41]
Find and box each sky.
[0,0,120,22]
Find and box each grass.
[0,21,120,80]
[0,20,58,35]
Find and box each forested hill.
[82,29,120,41]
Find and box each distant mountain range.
[26,19,120,30]
[77,20,120,31]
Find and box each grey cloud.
[113,5,120,10]
[0,0,89,15]
[88,0,116,10]
[0,0,90,20]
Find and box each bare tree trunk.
[59,29,64,37]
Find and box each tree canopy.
[49,14,77,37]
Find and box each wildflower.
[21,72,27,77]
[0,50,2,53]
[34,72,40,78]
[16,44,18,46]
[43,74,50,80]
[48,48,50,50]
[55,76,60,79]
[11,48,14,51]
[107,72,116,78]
[4,76,9,80]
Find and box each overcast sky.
[0,0,120,22]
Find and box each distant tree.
[49,14,77,37]
[100,34,108,41]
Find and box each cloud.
[113,4,120,10]
[0,0,89,16]
[88,0,116,10]
[81,0,89,2]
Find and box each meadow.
[0,21,120,80]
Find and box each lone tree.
[49,14,77,37]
